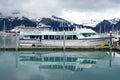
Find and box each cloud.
[0,0,120,22]
[0,0,62,18]
[58,0,120,12]
[19,0,62,18]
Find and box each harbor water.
[0,36,120,80]
[0,36,17,47]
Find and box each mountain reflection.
[19,51,109,71]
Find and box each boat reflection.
[18,51,111,71]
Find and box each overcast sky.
[0,0,120,23]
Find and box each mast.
[112,25,114,33]
[104,24,106,33]
[3,20,6,48]
[3,20,5,32]
[10,22,12,30]
[99,25,101,33]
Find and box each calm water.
[0,36,17,47]
[0,37,120,80]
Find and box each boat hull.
[19,38,109,47]
[41,38,108,47]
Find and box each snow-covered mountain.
[0,13,120,33]
[0,14,37,30]
[0,15,76,30]
[94,18,120,32]
[37,15,75,27]
[82,19,102,27]
[108,18,120,24]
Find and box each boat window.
[44,35,48,39]
[67,35,73,39]
[93,33,96,35]
[55,35,60,39]
[30,36,35,38]
[39,36,42,40]
[50,35,54,39]
[24,36,29,37]
[82,33,93,37]
[73,35,77,39]
[115,37,117,39]
[82,33,87,37]
[69,28,72,31]
[54,28,57,31]
[36,36,39,38]
[61,36,64,40]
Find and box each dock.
[0,46,118,51]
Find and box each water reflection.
[1,50,120,80]
[109,49,112,67]
[18,51,110,71]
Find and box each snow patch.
[82,19,101,27]
[108,18,120,24]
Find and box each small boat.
[112,31,120,47]
[0,31,8,37]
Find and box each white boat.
[112,31,120,42]
[0,21,15,37]
[112,31,120,47]
[19,25,110,47]
[0,31,16,37]
[0,31,7,37]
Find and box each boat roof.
[78,28,96,33]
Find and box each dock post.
[3,34,5,48]
[63,31,66,54]
[109,31,112,67]
[109,31,112,50]
[63,31,66,69]
[15,32,18,51]
[15,31,19,68]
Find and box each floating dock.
[0,46,119,51]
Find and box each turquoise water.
[0,36,120,80]
[0,36,17,47]
[0,50,120,80]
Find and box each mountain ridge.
[0,15,120,33]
